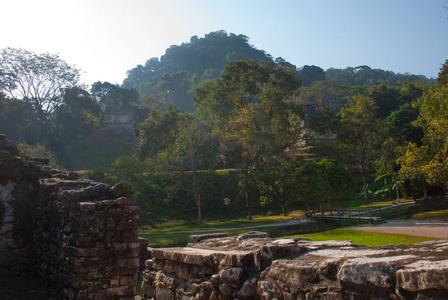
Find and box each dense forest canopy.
[1,30,446,223]
[122,30,432,112]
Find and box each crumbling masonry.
[0,134,141,299]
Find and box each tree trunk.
[362,174,369,203]
[192,172,202,223]
[279,196,287,216]
[246,191,252,220]
[423,185,429,201]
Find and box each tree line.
[1,31,446,224]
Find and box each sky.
[2,0,448,86]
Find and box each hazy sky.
[3,0,448,86]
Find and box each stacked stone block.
[34,179,140,299]
[0,134,141,299]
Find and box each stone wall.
[141,232,448,299]
[0,134,141,299]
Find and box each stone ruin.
[0,134,142,299]
[2,132,448,299]
[141,232,448,299]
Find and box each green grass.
[329,198,414,210]
[412,209,448,220]
[140,226,277,247]
[139,211,304,232]
[284,228,439,247]
[59,137,136,170]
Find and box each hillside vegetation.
[1,31,447,229]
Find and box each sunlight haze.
[3,0,447,86]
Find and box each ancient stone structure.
[141,232,448,299]
[0,134,141,299]
[94,104,137,143]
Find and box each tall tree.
[399,84,448,191]
[194,59,302,219]
[159,120,216,223]
[53,87,102,144]
[137,105,193,160]
[338,96,382,202]
[0,48,81,115]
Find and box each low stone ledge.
[142,232,448,300]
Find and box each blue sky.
[3,0,447,85]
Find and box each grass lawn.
[140,227,276,247]
[329,198,415,210]
[284,228,440,247]
[139,211,304,233]
[412,209,448,220]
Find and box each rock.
[397,260,448,292]
[142,233,448,300]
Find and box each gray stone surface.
[142,232,448,299]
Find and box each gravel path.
[351,220,448,239]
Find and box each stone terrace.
[141,232,448,299]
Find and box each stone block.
[396,260,448,292]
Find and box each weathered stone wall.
[141,232,448,299]
[0,134,141,299]
[34,179,140,299]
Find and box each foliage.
[17,141,60,168]
[53,87,102,144]
[289,158,354,210]
[298,65,325,86]
[0,47,81,115]
[337,96,383,202]
[325,65,429,87]
[437,59,448,86]
[124,31,275,112]
[108,155,152,190]
[0,95,40,144]
[157,120,217,223]
[194,58,302,219]
[297,80,362,111]
[398,84,448,189]
[137,105,193,160]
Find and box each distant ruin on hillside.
[94,104,137,143]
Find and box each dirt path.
[351,220,448,239]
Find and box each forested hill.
[123,31,274,111]
[122,30,433,112]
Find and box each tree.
[159,120,216,223]
[0,48,81,115]
[194,59,302,219]
[399,84,448,191]
[287,158,353,212]
[437,59,448,86]
[0,95,39,144]
[53,87,102,144]
[338,96,382,203]
[137,105,193,160]
[298,65,325,86]
[90,81,139,108]
[297,80,359,111]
